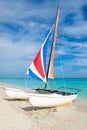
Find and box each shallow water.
[0,78,87,99]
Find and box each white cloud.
[62,22,87,38]
[75,43,87,47]
[56,49,68,55]
[0,0,87,77]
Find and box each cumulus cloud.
[0,0,87,77]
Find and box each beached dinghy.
[26,6,80,107]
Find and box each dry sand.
[0,84,87,130]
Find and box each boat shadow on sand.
[21,106,56,111]
[3,98,54,111]
[3,98,28,101]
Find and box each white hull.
[4,87,29,99]
[29,93,77,107]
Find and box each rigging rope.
[59,54,67,93]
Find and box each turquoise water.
[0,78,87,99]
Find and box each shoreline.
[0,84,87,130]
[0,82,87,100]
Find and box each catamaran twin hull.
[4,87,29,99]
[26,6,80,107]
[29,93,77,107]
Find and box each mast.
[44,5,59,89]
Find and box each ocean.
[0,78,87,99]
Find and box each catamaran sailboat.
[27,7,79,107]
[26,6,80,107]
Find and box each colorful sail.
[26,27,52,82]
[48,6,59,79]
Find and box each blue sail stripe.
[27,26,53,82]
[29,69,43,81]
[42,27,53,74]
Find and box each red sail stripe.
[33,49,45,79]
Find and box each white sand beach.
[0,84,87,130]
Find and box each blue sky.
[0,0,87,78]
